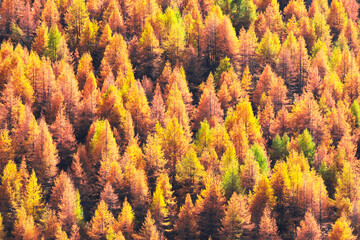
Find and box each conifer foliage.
[0,0,359,238]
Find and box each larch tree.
[151,84,166,127]
[115,198,135,239]
[328,0,347,38]
[199,0,214,16]
[105,162,124,201]
[86,0,104,20]
[218,66,246,112]
[194,120,214,156]
[238,27,258,70]
[0,0,23,34]
[144,132,167,190]
[249,175,275,226]
[283,0,307,21]
[86,119,120,171]
[49,172,83,234]
[57,62,81,124]
[228,120,248,163]
[334,161,359,216]
[240,151,261,193]
[96,85,132,151]
[32,24,49,56]
[184,0,204,58]
[165,65,193,113]
[296,36,311,93]
[64,0,89,50]
[311,42,330,80]
[106,227,125,240]
[343,19,359,54]
[101,33,132,79]
[289,93,329,145]
[194,73,224,129]
[220,193,253,239]
[76,71,100,141]
[125,80,153,142]
[328,215,356,240]
[30,118,59,191]
[221,151,241,200]
[58,185,83,235]
[297,129,316,166]
[32,0,45,24]
[70,151,89,202]
[41,0,61,28]
[9,59,34,107]
[296,210,322,240]
[270,160,291,230]
[98,23,112,54]
[100,182,120,217]
[0,128,14,173]
[174,193,199,240]
[252,65,277,108]
[87,200,116,240]
[18,160,30,202]
[341,0,359,20]
[276,32,298,95]
[258,205,281,240]
[122,136,146,173]
[225,98,263,146]
[11,104,39,163]
[250,143,269,174]
[76,52,94,90]
[102,0,124,34]
[163,9,187,65]
[55,223,71,240]
[136,21,163,80]
[50,106,77,170]
[20,0,36,41]
[123,164,150,220]
[176,148,205,198]
[12,206,40,240]
[126,0,159,37]
[160,117,191,180]
[258,96,275,142]
[141,76,154,104]
[2,160,22,227]
[134,210,161,240]
[201,5,224,71]
[150,184,169,232]
[195,180,226,240]
[256,29,281,69]
[0,82,21,131]
[79,19,99,54]
[255,1,283,39]
[98,155,124,193]
[23,170,44,223]
[44,25,63,62]
[217,15,239,65]
[156,173,177,228]
[32,57,58,119]
[241,65,252,94]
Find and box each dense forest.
[1,0,360,239]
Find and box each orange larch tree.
[195,180,226,240]
[194,73,224,129]
[174,193,199,240]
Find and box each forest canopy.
[0,0,360,239]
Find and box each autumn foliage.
[0,0,359,239]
